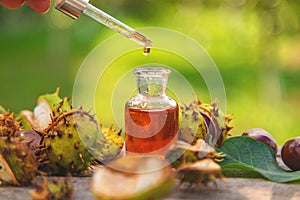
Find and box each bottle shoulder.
[126,94,177,110]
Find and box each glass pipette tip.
[55,0,152,54]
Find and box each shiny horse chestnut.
[281,137,300,171]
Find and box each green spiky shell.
[37,87,71,115]
[91,127,123,164]
[178,101,207,145]
[92,141,122,164]
[36,108,99,176]
[179,98,233,147]
[100,124,124,149]
[89,124,123,164]
[18,87,71,131]
[0,137,38,186]
[0,111,22,137]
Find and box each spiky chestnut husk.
[176,158,223,190]
[29,177,74,200]
[36,108,121,176]
[36,108,100,176]
[0,137,38,186]
[165,139,226,168]
[178,98,233,147]
[82,123,122,164]
[100,124,124,149]
[18,87,71,131]
[90,156,174,200]
[92,134,123,164]
[0,111,22,137]
[36,87,71,114]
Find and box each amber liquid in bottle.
[125,105,178,155]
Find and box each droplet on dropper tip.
[143,47,151,56]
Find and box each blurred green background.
[1,0,300,145]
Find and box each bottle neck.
[134,67,170,97]
[136,76,168,97]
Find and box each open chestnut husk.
[242,128,278,153]
[281,137,300,171]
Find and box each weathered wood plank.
[0,177,299,200]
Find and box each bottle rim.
[133,67,171,77]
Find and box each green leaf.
[218,136,300,183]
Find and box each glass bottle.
[125,67,178,155]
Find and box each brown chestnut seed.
[281,137,300,171]
[20,130,42,152]
[242,128,278,153]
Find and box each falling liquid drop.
[143,47,151,56]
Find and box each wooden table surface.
[1,177,299,200]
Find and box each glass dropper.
[55,0,152,54]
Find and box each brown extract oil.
[125,105,178,155]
